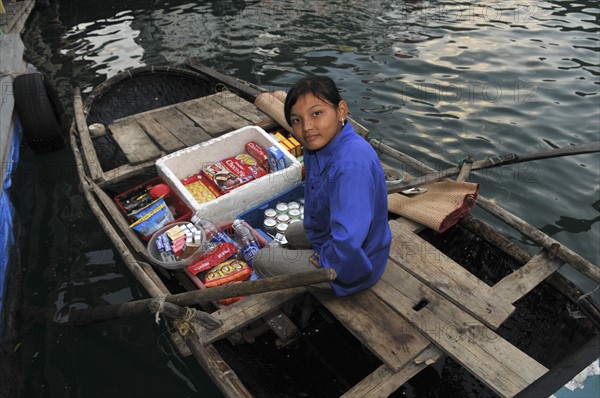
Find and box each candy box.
[267,145,286,171]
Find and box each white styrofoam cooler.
[156,126,303,225]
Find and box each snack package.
[245,141,270,172]
[267,145,286,171]
[203,153,268,194]
[186,241,238,275]
[181,172,222,204]
[129,198,174,236]
[203,259,253,305]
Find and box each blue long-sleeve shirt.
[303,122,392,296]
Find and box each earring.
[340,118,346,126]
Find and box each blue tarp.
[0,118,22,336]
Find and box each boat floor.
[76,86,598,398]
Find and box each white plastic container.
[156,126,303,225]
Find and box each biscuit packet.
[203,153,268,194]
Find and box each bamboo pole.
[477,196,600,284]
[387,141,600,193]
[169,268,335,306]
[371,139,600,285]
[24,269,335,328]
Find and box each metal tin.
[297,198,305,205]
[276,213,290,224]
[264,208,277,219]
[288,209,301,219]
[289,218,302,225]
[263,218,277,234]
[275,202,288,214]
[276,223,289,234]
[287,201,300,210]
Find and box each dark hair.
[284,75,342,125]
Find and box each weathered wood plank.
[99,160,155,187]
[73,88,104,181]
[198,288,306,345]
[214,90,271,125]
[177,94,252,137]
[134,111,186,152]
[388,220,515,330]
[108,118,162,164]
[476,195,600,285]
[88,179,149,259]
[175,98,231,136]
[492,250,564,303]
[0,0,34,34]
[183,340,253,398]
[149,106,212,147]
[309,287,430,372]
[342,346,443,398]
[372,261,548,398]
[390,215,423,233]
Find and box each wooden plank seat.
[372,258,548,398]
[108,117,162,165]
[388,220,516,330]
[309,287,434,398]
[104,91,273,177]
[197,287,306,345]
[391,204,566,306]
[309,218,547,397]
[492,249,564,304]
[309,287,430,372]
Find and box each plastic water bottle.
[191,215,236,246]
[232,219,261,265]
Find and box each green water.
[5,0,599,397]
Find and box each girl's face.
[289,93,347,151]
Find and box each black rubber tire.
[13,72,67,153]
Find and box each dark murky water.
[5,0,599,397]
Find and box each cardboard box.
[156,126,302,225]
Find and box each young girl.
[252,75,392,297]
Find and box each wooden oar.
[22,268,336,327]
[377,140,600,193]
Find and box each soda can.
[263,218,277,234]
[264,208,277,219]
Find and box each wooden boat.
[69,62,600,397]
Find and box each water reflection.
[62,12,145,79]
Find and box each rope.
[579,285,599,301]
[458,156,474,167]
[153,296,166,324]
[0,70,26,78]
[215,83,230,93]
[174,307,195,336]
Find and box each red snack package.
[204,259,253,306]
[245,141,270,172]
[203,153,268,194]
[186,241,238,275]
